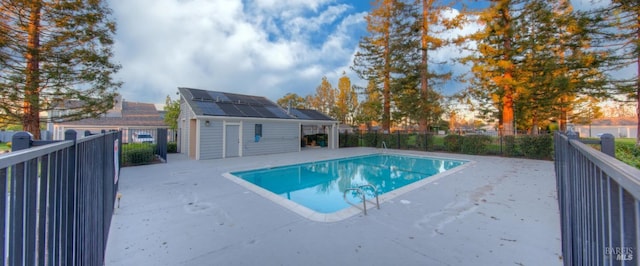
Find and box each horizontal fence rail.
[554,131,640,265]
[1,130,121,266]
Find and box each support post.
[599,133,615,158]
[11,132,33,151]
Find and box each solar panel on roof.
[265,106,292,119]
[236,105,262,117]
[190,89,214,101]
[209,91,230,102]
[258,97,276,106]
[252,106,276,118]
[306,110,330,120]
[224,93,270,106]
[288,109,308,119]
[195,102,225,116]
[292,109,333,120]
[217,102,245,117]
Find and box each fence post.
[344,131,348,147]
[63,130,77,265]
[600,133,615,158]
[566,129,579,141]
[156,128,168,162]
[11,132,33,151]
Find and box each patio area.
[105,148,562,265]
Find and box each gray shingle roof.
[57,101,166,127]
[179,87,335,121]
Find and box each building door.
[189,119,196,159]
[225,125,240,157]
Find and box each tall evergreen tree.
[596,1,640,146]
[354,0,448,131]
[414,0,454,132]
[461,0,608,135]
[0,0,121,139]
[352,0,398,132]
[462,0,519,136]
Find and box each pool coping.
[222,152,475,222]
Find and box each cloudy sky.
[108,0,610,105]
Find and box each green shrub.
[380,133,400,149]
[519,135,553,159]
[461,135,491,155]
[0,142,10,152]
[167,142,177,153]
[122,143,155,166]
[347,133,360,147]
[616,143,640,169]
[412,133,434,151]
[503,135,520,157]
[362,132,379,147]
[444,135,464,152]
[339,133,360,147]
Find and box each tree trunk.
[382,8,391,132]
[500,6,514,136]
[23,2,42,140]
[502,92,514,136]
[419,0,430,132]
[636,12,640,147]
[531,112,539,135]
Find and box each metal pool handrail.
[343,184,380,215]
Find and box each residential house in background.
[50,95,168,142]
[573,117,638,138]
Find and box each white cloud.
[109,0,366,103]
[571,0,610,11]
[105,0,624,105]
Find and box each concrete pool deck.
[105,148,563,265]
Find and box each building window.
[255,124,262,142]
[255,124,262,137]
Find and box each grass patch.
[585,138,639,170]
[615,141,640,170]
[0,142,10,152]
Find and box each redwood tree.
[0,0,121,139]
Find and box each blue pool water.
[231,154,466,213]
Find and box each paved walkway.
[105,148,562,266]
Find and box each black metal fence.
[120,128,168,166]
[1,130,121,265]
[554,131,640,265]
[339,130,554,158]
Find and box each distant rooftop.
[179,87,334,121]
[57,97,166,127]
[589,117,637,126]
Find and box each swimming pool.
[226,153,468,221]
